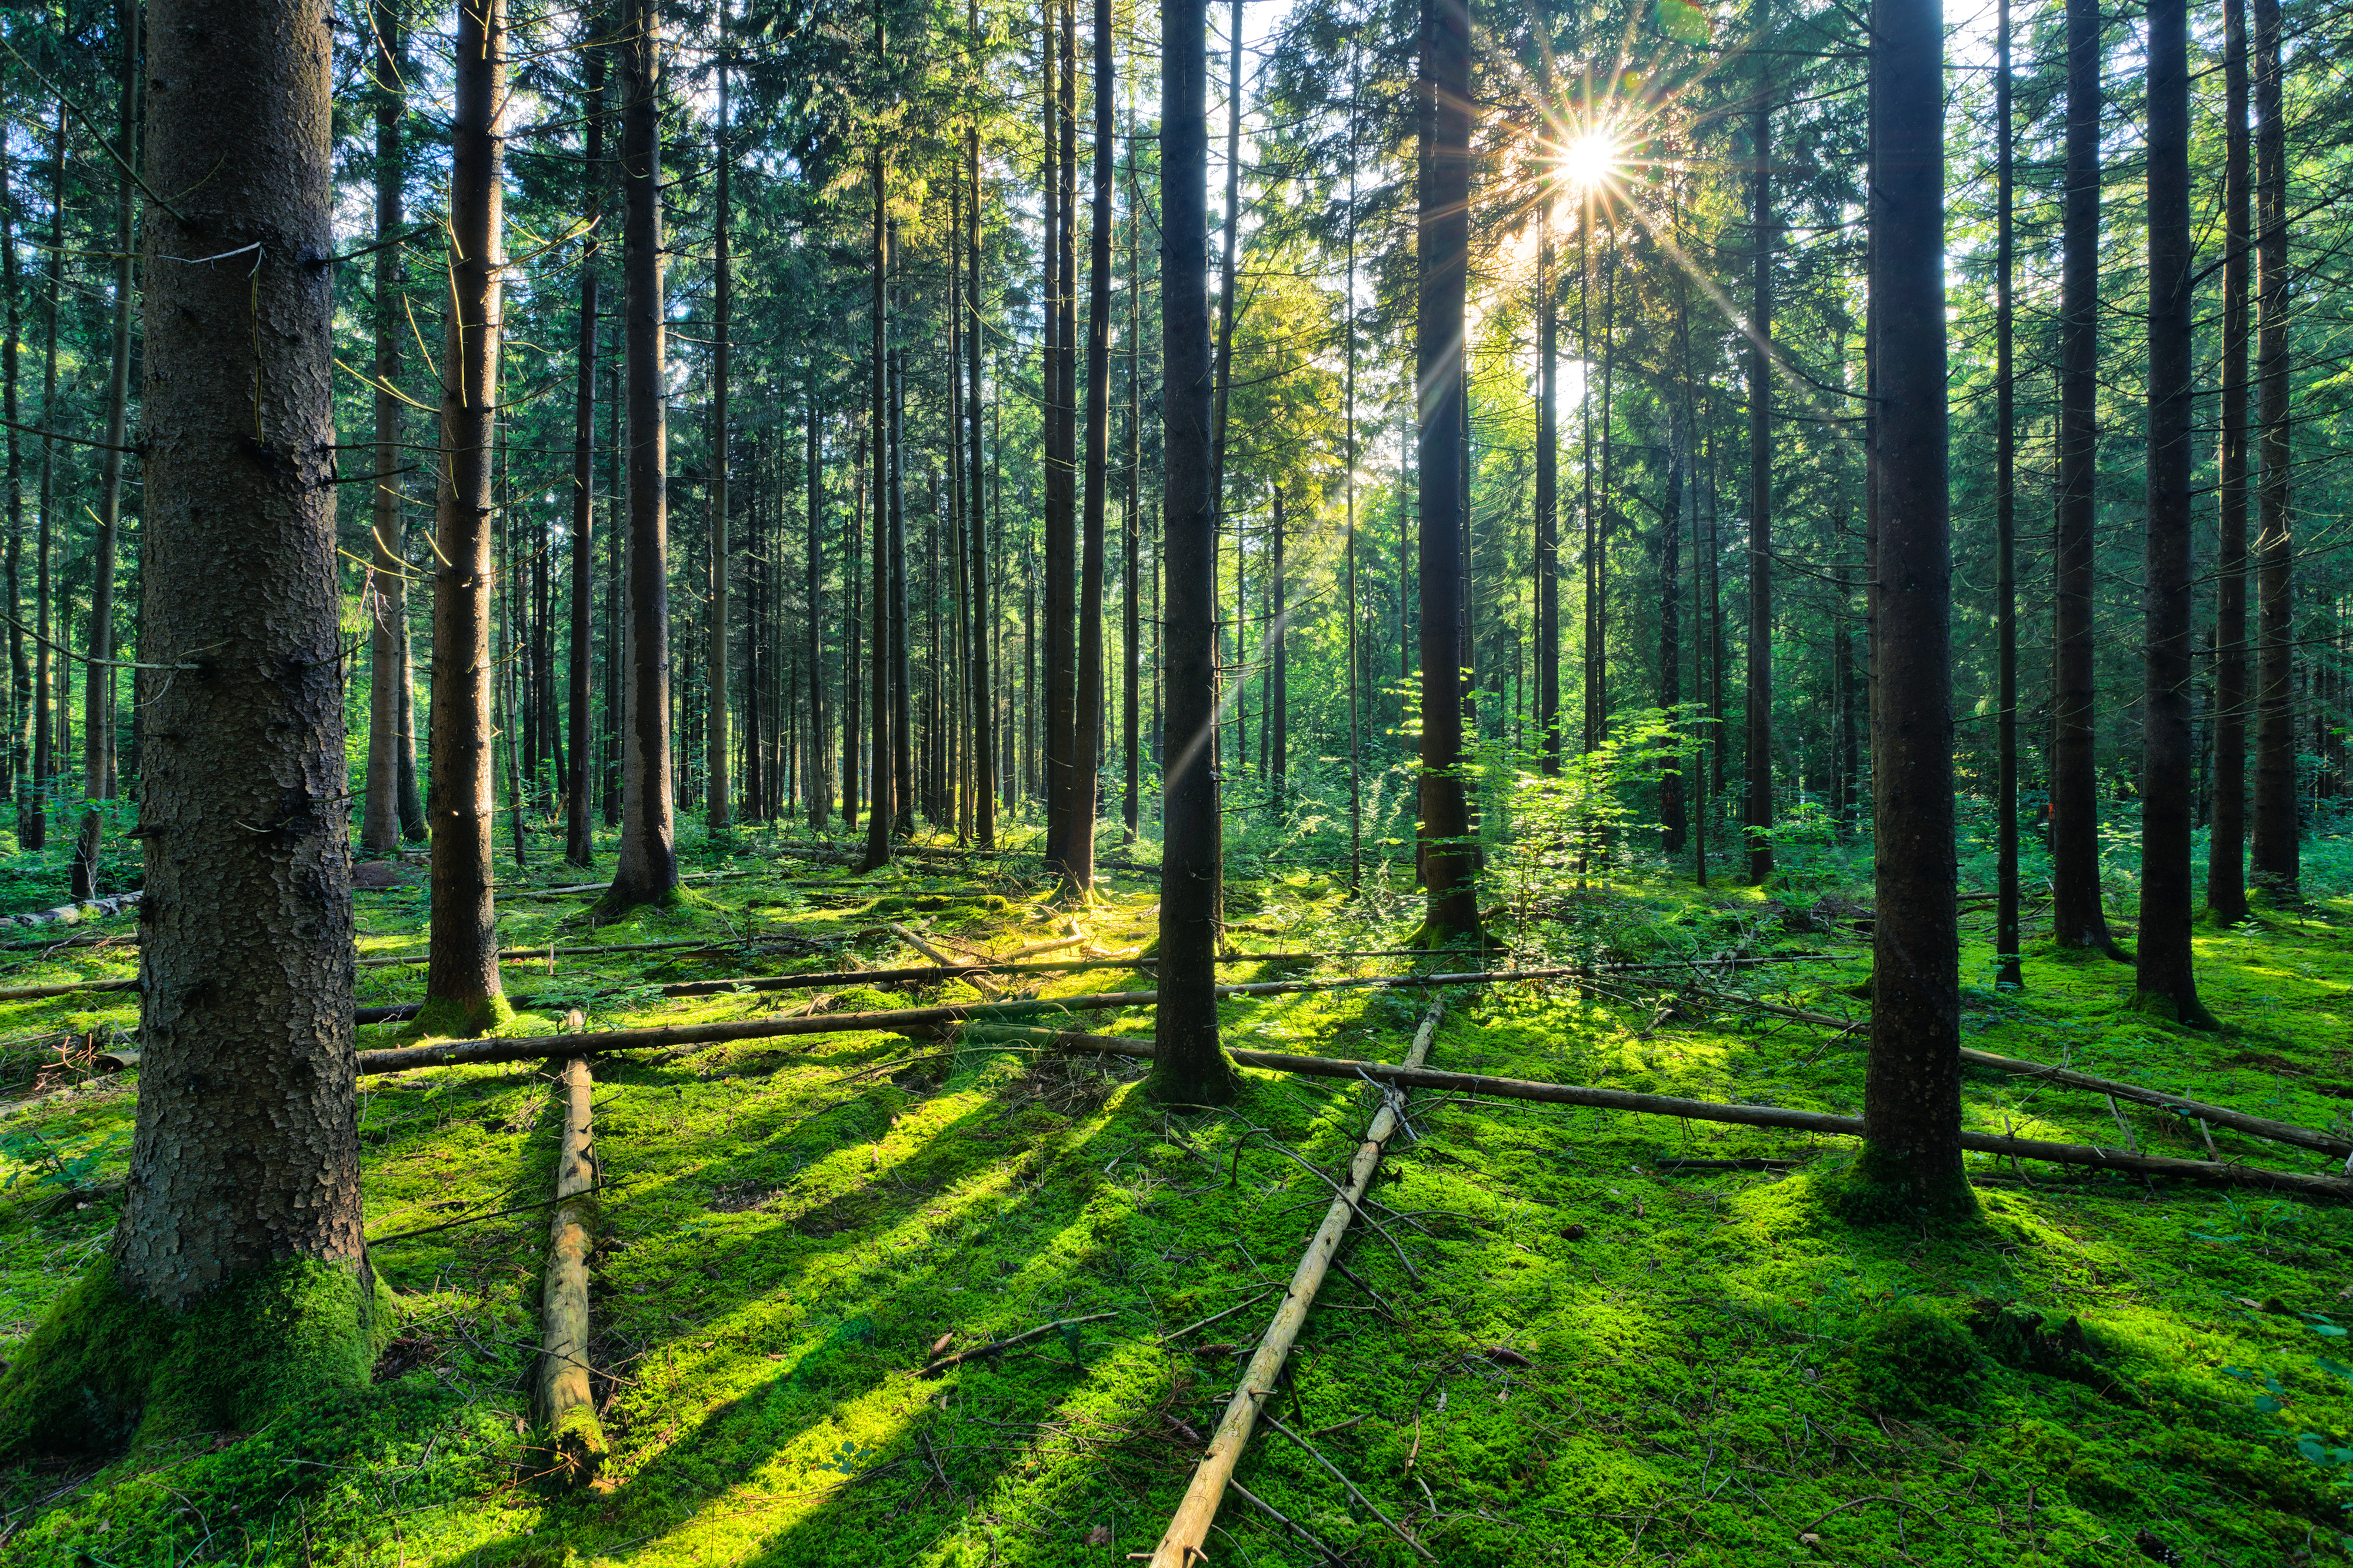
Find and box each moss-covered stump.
[0,1255,394,1457]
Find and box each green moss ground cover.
[1,826,2351,1566]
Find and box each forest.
[0,0,2349,1557]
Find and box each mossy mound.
[0,1254,395,1458]
[1853,1299,1982,1415]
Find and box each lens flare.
[1558,128,1621,194]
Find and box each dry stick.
[1148,998,1446,1568]
[1040,1033,2353,1200]
[536,1013,608,1487]
[1261,1412,1435,1562]
[1706,989,2353,1159]
[888,922,1005,997]
[919,1312,1114,1375]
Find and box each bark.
[1658,392,1685,852]
[2049,0,2118,954]
[1066,0,1113,896]
[72,0,138,902]
[2135,0,2209,1025]
[424,0,511,1033]
[565,29,606,869]
[121,0,366,1303]
[844,424,864,829]
[1269,488,1287,802]
[27,104,63,856]
[1414,0,1478,945]
[706,34,732,835]
[535,1053,606,1483]
[1041,0,1076,873]
[859,134,893,870]
[1148,0,1237,1106]
[965,50,993,848]
[1994,0,2021,984]
[1535,201,1560,775]
[362,0,412,856]
[1743,14,1774,886]
[806,366,828,827]
[1859,0,1966,1210]
[2208,0,2250,923]
[2249,0,2295,896]
[2,126,22,820]
[1122,98,1142,845]
[604,0,679,912]
[886,250,914,838]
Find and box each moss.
[1824,1150,1982,1223]
[0,1253,394,1458]
[1853,1299,1982,1415]
[412,990,517,1039]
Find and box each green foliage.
[1853,1300,1982,1415]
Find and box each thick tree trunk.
[1148,0,1237,1106]
[363,0,412,858]
[2,132,22,823]
[120,0,368,1324]
[424,0,512,1035]
[1993,0,2021,985]
[845,424,864,830]
[2208,0,2251,923]
[604,0,679,912]
[706,42,732,835]
[1066,0,1112,895]
[2135,0,2209,1025]
[2249,0,2296,898]
[2049,0,2118,955]
[1859,0,1966,1210]
[72,0,138,902]
[1415,0,1478,946]
[565,34,605,869]
[1743,19,1774,886]
[1040,0,1075,873]
[1535,201,1560,776]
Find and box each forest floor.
[2,822,2352,1567]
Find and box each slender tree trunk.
[1994,0,2022,984]
[601,359,622,826]
[565,28,605,868]
[2135,0,2209,1025]
[1859,0,1965,1210]
[861,134,894,870]
[424,0,511,1032]
[1065,0,1112,895]
[1270,486,1287,803]
[114,0,371,1342]
[72,0,138,900]
[1343,51,1362,887]
[888,261,914,839]
[1039,1,1074,872]
[2,126,23,823]
[845,423,865,831]
[806,365,828,828]
[27,104,63,856]
[1415,0,1478,945]
[2250,0,2296,897]
[1148,0,1237,1105]
[706,31,732,834]
[1743,11,1775,886]
[966,44,994,849]
[1659,396,1685,852]
[1535,199,1560,776]
[2208,0,2251,923]
[604,0,679,911]
[2049,0,2118,955]
[1121,89,1141,845]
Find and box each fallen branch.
[536,1023,608,1487]
[920,1312,1115,1376]
[888,922,1005,997]
[1041,1034,2353,1201]
[0,976,136,1003]
[1149,998,1445,1567]
[1,891,141,929]
[1262,1412,1434,1562]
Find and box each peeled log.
[535,1040,607,1486]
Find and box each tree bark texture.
[2208,0,2251,923]
[362,0,411,856]
[1535,203,1560,776]
[861,134,893,871]
[565,31,605,869]
[965,74,994,848]
[1744,18,1775,886]
[1994,0,2021,985]
[121,0,366,1304]
[1066,0,1113,894]
[706,37,732,835]
[2250,0,2296,896]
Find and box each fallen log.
[0,976,136,1003]
[888,922,1005,998]
[1150,999,1446,1567]
[535,1019,608,1487]
[1036,1033,2353,1200]
[1,891,141,929]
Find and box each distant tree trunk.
[423,0,512,1034]
[1859,0,1966,1212]
[1535,198,1561,776]
[806,365,828,827]
[1148,0,1237,1105]
[99,0,375,1366]
[26,104,63,856]
[601,360,622,827]
[1742,6,1775,887]
[706,31,732,834]
[1270,485,1288,805]
[2208,0,2250,923]
[861,135,894,870]
[603,0,679,913]
[2135,0,2211,1025]
[565,28,605,869]
[844,422,864,830]
[2249,0,2296,898]
[966,38,994,849]
[2049,0,2119,955]
[1993,0,2022,985]
[72,0,138,901]
[2,126,24,825]
[1659,395,1685,853]
[1415,0,1479,946]
[888,259,914,839]
[1121,98,1141,845]
[1065,0,1113,895]
[1342,52,1362,888]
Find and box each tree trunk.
[1122,92,1141,846]
[2249,0,2296,898]
[565,28,605,869]
[1148,0,1237,1106]
[422,0,512,1034]
[1659,391,1685,852]
[2208,0,2251,923]
[1993,0,2021,984]
[604,0,679,912]
[1859,0,1965,1212]
[1743,13,1775,886]
[1415,0,1478,946]
[2135,0,2209,1025]
[860,134,894,870]
[706,34,732,835]
[1039,0,1075,873]
[845,423,864,830]
[1535,198,1560,776]
[1066,0,1112,895]
[72,0,138,902]
[887,256,914,839]
[2049,0,2118,955]
[966,45,994,849]
[111,0,372,1366]
[1269,486,1287,803]
[26,104,63,856]
[806,365,828,827]
[2,124,22,825]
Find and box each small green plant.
[0,1127,124,1199]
